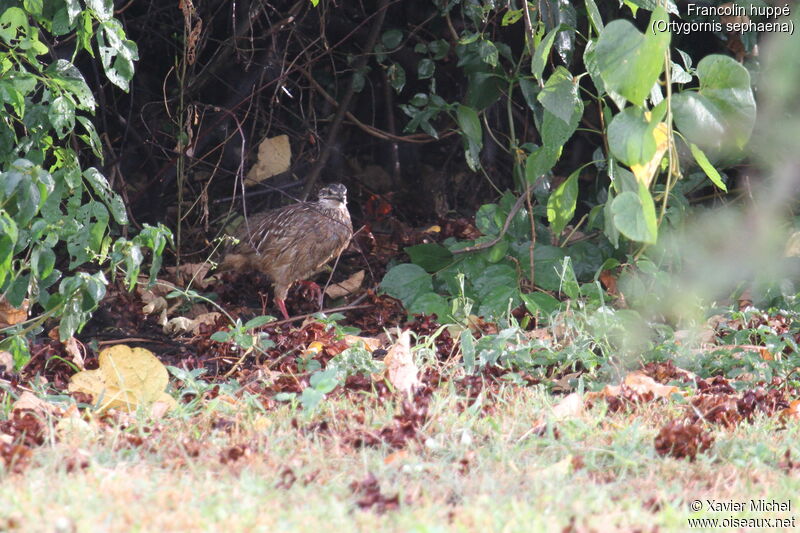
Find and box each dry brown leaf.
[324,270,365,298]
[165,262,214,289]
[383,331,419,396]
[0,350,13,372]
[525,328,553,342]
[344,334,382,352]
[245,134,291,184]
[55,415,96,443]
[142,296,168,316]
[588,371,680,402]
[68,345,173,413]
[163,317,197,335]
[12,391,56,416]
[529,392,584,437]
[781,399,800,421]
[384,449,409,465]
[0,297,28,328]
[64,336,85,370]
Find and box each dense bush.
[0,1,170,368]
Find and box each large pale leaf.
[610,182,658,244]
[595,7,670,106]
[672,54,756,153]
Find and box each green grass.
[2,386,799,532]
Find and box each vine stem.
[658,2,677,227]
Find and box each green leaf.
[478,40,498,67]
[521,291,560,315]
[531,26,558,83]
[603,189,620,248]
[584,0,604,34]
[428,40,449,60]
[6,274,29,308]
[502,9,523,26]
[83,168,128,224]
[610,182,657,244]
[485,240,508,263]
[408,292,450,320]
[417,58,435,79]
[0,8,29,44]
[532,244,567,291]
[47,59,96,111]
[478,285,520,319]
[23,0,43,15]
[406,243,453,272]
[210,331,230,342]
[32,246,56,279]
[380,263,432,304]
[672,55,756,153]
[525,145,560,183]
[473,264,517,300]
[300,387,324,411]
[86,0,113,20]
[607,106,657,167]
[387,63,406,93]
[595,7,670,106]
[77,116,103,157]
[689,143,727,192]
[547,168,579,237]
[456,105,483,171]
[461,329,475,374]
[244,315,275,330]
[96,20,138,91]
[310,368,338,394]
[381,29,403,49]
[49,96,76,139]
[538,67,582,149]
[456,105,482,145]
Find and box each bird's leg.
[296,280,324,308]
[275,297,290,321]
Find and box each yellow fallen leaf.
[245,134,291,184]
[68,345,173,413]
[304,341,325,357]
[630,121,668,188]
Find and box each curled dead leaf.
[0,297,28,328]
[0,351,13,372]
[586,371,681,403]
[529,392,585,436]
[344,335,382,352]
[383,330,419,396]
[12,391,56,417]
[324,270,365,299]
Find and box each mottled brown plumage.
[221,183,352,319]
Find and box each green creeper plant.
[0,1,171,369]
[379,0,758,322]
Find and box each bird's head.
[318,183,348,206]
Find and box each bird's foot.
[296,280,324,308]
[275,298,290,321]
